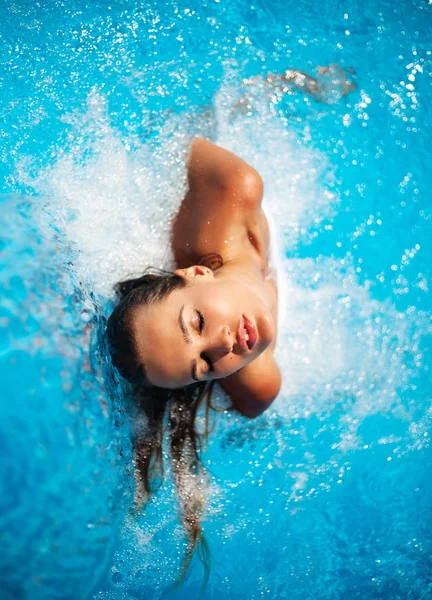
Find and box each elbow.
[235,381,281,420]
[242,168,264,197]
[226,167,264,207]
[222,364,281,419]
[238,400,274,419]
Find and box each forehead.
[133,290,193,388]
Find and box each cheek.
[203,293,233,321]
[218,353,244,376]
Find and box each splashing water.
[1,0,431,598]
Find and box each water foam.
[20,83,428,447]
[16,78,431,595]
[21,92,191,298]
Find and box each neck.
[215,257,276,312]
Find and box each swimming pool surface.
[1,0,431,598]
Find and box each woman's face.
[133,266,275,388]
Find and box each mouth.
[237,315,257,352]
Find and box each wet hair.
[106,254,223,588]
[107,270,187,386]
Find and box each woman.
[108,61,356,399]
[107,138,280,582]
[108,137,282,414]
[106,65,355,582]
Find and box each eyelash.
[196,310,214,375]
[197,310,205,334]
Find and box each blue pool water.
[1,0,431,598]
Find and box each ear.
[174,265,214,281]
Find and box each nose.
[206,325,233,361]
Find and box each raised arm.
[186,137,259,190]
[221,349,281,418]
[172,138,265,268]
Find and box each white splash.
[21,91,190,298]
[19,83,428,457]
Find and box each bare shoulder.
[172,138,265,267]
[186,137,264,216]
[188,137,263,192]
[220,348,281,419]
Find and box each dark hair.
[107,270,187,386]
[106,258,223,588]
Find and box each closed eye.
[197,309,205,334]
[196,310,214,375]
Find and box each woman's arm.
[221,349,281,418]
[172,138,265,268]
[186,137,260,190]
[221,277,279,418]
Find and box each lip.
[237,315,257,352]
[243,315,257,349]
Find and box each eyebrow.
[178,305,192,344]
[178,305,201,382]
